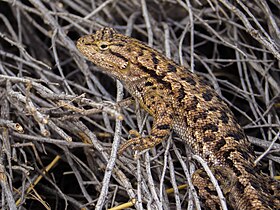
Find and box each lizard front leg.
[118,101,173,155]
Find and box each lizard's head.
[76,27,138,81]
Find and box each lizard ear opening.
[98,42,109,50]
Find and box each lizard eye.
[98,42,109,50]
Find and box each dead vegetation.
[0,0,279,209]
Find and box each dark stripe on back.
[219,110,229,124]
[138,50,144,56]
[177,86,186,102]
[202,89,214,101]
[167,63,177,72]
[225,131,244,140]
[151,52,159,65]
[185,96,199,111]
[214,138,226,151]
[157,124,170,130]
[202,123,218,132]
[139,64,172,90]
[203,136,212,142]
[193,111,208,123]
[209,106,218,112]
[182,76,196,85]
[145,81,153,86]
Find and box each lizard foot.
[118,130,154,155]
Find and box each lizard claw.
[118,130,163,155]
[128,129,141,138]
[118,137,142,155]
[118,130,143,155]
[118,138,157,155]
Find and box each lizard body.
[76,27,280,209]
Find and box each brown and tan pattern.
[76,27,280,210]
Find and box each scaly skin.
[76,27,280,209]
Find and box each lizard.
[76,27,280,210]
